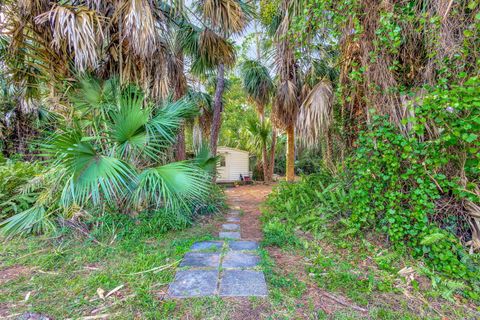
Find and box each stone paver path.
[167,206,268,298]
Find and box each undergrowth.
[263,78,480,305]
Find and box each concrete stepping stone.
[168,270,218,298]
[229,210,241,216]
[180,252,220,268]
[222,223,240,231]
[219,270,267,297]
[228,240,259,251]
[227,217,240,222]
[219,231,241,239]
[190,241,223,251]
[222,252,260,268]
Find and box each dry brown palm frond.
[120,0,158,59]
[199,28,236,67]
[272,80,298,129]
[296,80,334,148]
[466,201,480,253]
[17,0,50,18]
[201,0,246,34]
[35,4,103,72]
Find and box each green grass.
[2,206,479,319]
[258,220,480,320]
[0,216,220,319]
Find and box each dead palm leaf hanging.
[296,80,333,148]
[201,0,247,34]
[121,0,158,59]
[35,4,103,72]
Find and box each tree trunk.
[286,124,295,182]
[269,127,277,181]
[174,124,186,161]
[173,53,187,161]
[210,63,225,157]
[262,143,269,183]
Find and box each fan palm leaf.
[44,130,136,207]
[0,205,55,237]
[35,4,103,72]
[120,0,158,59]
[200,0,251,34]
[240,59,274,114]
[132,162,211,212]
[296,80,334,147]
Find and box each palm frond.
[296,80,334,147]
[132,162,211,212]
[69,77,119,118]
[272,80,298,128]
[200,0,251,34]
[121,0,158,59]
[44,131,136,206]
[240,59,274,113]
[109,86,153,160]
[35,4,103,72]
[193,143,219,173]
[0,206,55,238]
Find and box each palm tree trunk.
[262,143,269,183]
[174,124,186,160]
[173,53,187,161]
[210,63,225,157]
[286,124,295,182]
[269,127,276,180]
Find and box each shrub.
[0,160,43,221]
[348,77,480,278]
[262,219,299,247]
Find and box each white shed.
[216,146,251,182]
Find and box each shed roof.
[217,146,250,155]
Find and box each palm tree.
[271,0,301,182]
[0,78,215,237]
[239,59,274,181]
[261,0,337,179]
[296,55,338,165]
[246,116,272,181]
[194,0,253,156]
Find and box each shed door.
[217,153,229,181]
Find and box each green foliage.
[349,78,480,279]
[0,160,42,221]
[1,78,223,237]
[295,149,326,175]
[262,219,299,247]
[348,116,465,277]
[264,169,348,233]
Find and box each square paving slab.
[219,270,267,297]
[222,223,240,231]
[168,270,218,298]
[180,252,220,268]
[190,241,224,251]
[228,240,259,251]
[227,217,240,222]
[219,231,241,239]
[222,252,260,268]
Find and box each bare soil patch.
[0,265,31,285]
[224,184,272,240]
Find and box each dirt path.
[224,184,273,240]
